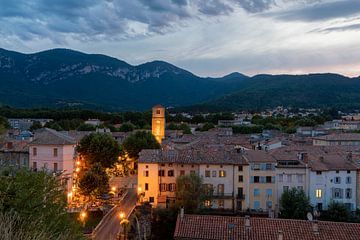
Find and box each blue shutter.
[272,176,275,183]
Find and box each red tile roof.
[174,214,360,240]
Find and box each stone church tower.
[152,105,165,144]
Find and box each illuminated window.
[156,110,161,114]
[316,189,322,198]
[219,170,226,177]
[205,200,211,207]
[218,200,224,208]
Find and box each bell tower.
[152,105,165,144]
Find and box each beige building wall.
[234,164,249,211]
[248,163,277,211]
[200,164,234,210]
[138,163,160,205]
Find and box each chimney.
[245,215,251,229]
[180,207,184,219]
[278,230,283,240]
[312,220,319,235]
[347,152,353,162]
[303,153,309,163]
[6,142,13,149]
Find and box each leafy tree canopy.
[280,187,311,219]
[76,133,121,169]
[122,131,160,159]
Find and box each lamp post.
[79,211,87,227]
[118,211,128,240]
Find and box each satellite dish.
[307,212,313,221]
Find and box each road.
[93,188,137,240]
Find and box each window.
[205,170,211,177]
[212,170,217,177]
[44,163,48,170]
[347,170,351,174]
[283,186,289,192]
[346,188,352,199]
[278,174,283,182]
[316,171,322,175]
[317,203,323,211]
[144,171,149,177]
[145,183,149,191]
[238,166,243,171]
[156,109,160,114]
[190,170,196,175]
[168,183,176,192]
[53,148,58,157]
[253,176,260,183]
[334,177,341,184]
[218,200,224,208]
[297,186,304,191]
[180,170,185,176]
[265,163,272,170]
[297,174,303,183]
[254,201,260,209]
[33,147,37,156]
[217,184,224,195]
[238,175,243,182]
[316,189,322,198]
[54,163,58,172]
[287,174,292,183]
[33,162,37,171]
[158,170,165,177]
[254,188,260,196]
[146,165,148,168]
[266,176,272,183]
[253,164,260,170]
[168,170,174,177]
[159,183,167,192]
[333,188,343,199]
[161,164,165,167]
[219,170,226,178]
[266,201,272,209]
[149,197,154,203]
[205,200,211,207]
[266,188,273,196]
[346,177,351,184]
[169,163,173,167]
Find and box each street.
[93,188,137,240]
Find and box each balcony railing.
[236,194,245,200]
[206,193,234,199]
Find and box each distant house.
[8,118,52,131]
[313,133,360,146]
[84,119,102,126]
[174,214,360,240]
[29,128,77,194]
[0,140,29,169]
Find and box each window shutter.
[272,176,275,183]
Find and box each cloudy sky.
[1,0,360,77]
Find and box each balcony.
[208,192,234,199]
[236,194,245,200]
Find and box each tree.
[29,121,42,131]
[78,164,109,197]
[122,131,160,159]
[280,188,311,219]
[0,169,83,239]
[175,173,209,213]
[119,122,135,132]
[200,122,215,132]
[76,133,121,169]
[76,123,96,131]
[322,202,350,222]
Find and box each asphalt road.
[93,188,137,240]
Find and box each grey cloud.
[275,0,360,22]
[234,0,275,13]
[317,23,360,33]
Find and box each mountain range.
[0,48,359,111]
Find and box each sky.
[1,0,360,77]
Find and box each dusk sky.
[1,0,360,77]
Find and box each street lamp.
[79,211,87,227]
[112,186,117,192]
[67,191,73,203]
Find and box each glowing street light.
[119,211,125,220]
[137,187,142,193]
[76,161,81,166]
[79,211,87,227]
[75,167,80,173]
[111,186,117,192]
